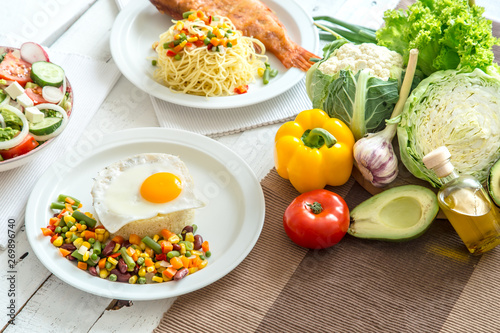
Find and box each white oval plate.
[110,0,318,109]
[25,128,265,300]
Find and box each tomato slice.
[25,87,49,105]
[0,134,39,160]
[0,52,32,86]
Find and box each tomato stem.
[306,201,323,214]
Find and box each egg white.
[91,153,206,233]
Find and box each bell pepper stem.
[306,201,323,214]
[301,128,337,149]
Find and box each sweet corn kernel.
[107,257,118,266]
[129,275,138,284]
[154,262,162,269]
[191,250,203,256]
[257,68,265,77]
[152,276,163,283]
[146,266,156,273]
[112,243,121,253]
[64,215,76,223]
[99,269,110,279]
[65,231,73,238]
[138,267,147,277]
[180,243,186,255]
[103,231,110,242]
[53,236,63,247]
[199,259,208,269]
[185,232,195,242]
[187,36,198,42]
[96,235,104,242]
[78,245,89,255]
[81,241,90,249]
[84,212,93,218]
[153,234,160,242]
[95,228,105,234]
[188,267,199,274]
[174,33,181,40]
[163,275,172,282]
[73,237,84,248]
[157,267,166,273]
[140,253,148,258]
[168,234,180,244]
[82,251,90,261]
[140,242,146,250]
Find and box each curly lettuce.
[398,67,500,188]
[377,0,500,77]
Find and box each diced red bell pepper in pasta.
[234,85,248,94]
[166,50,177,57]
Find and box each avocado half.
[487,158,500,207]
[348,185,439,242]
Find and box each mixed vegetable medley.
[0,42,71,162]
[42,195,211,284]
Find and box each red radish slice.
[20,42,50,64]
[42,86,64,103]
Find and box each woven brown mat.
[155,3,500,332]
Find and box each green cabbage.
[398,67,500,188]
[306,41,403,140]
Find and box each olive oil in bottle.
[423,146,500,255]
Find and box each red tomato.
[25,87,49,105]
[283,189,349,249]
[0,51,32,86]
[0,134,39,160]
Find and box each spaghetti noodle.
[153,10,267,97]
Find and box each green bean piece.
[173,39,183,46]
[182,11,195,19]
[55,226,62,234]
[141,236,162,254]
[192,224,198,234]
[205,251,212,258]
[61,226,68,233]
[138,277,146,284]
[199,255,206,260]
[57,194,81,206]
[180,241,193,251]
[263,68,270,85]
[167,251,181,259]
[120,247,136,270]
[105,261,113,270]
[70,233,79,243]
[163,42,169,49]
[109,274,117,282]
[137,257,145,266]
[88,238,95,244]
[58,219,66,228]
[50,202,78,210]
[66,221,74,229]
[179,33,187,40]
[152,60,157,66]
[93,240,101,255]
[203,38,211,45]
[270,69,278,77]
[71,250,84,261]
[207,31,215,39]
[177,234,183,241]
[72,211,97,228]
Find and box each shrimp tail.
[290,47,320,71]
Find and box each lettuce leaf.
[376,0,500,77]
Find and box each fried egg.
[91,153,206,233]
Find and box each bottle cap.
[423,146,454,178]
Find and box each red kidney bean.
[132,265,139,275]
[122,240,131,248]
[89,266,97,276]
[174,267,189,281]
[181,226,193,237]
[194,235,203,250]
[60,243,76,252]
[102,240,116,257]
[172,243,181,251]
[110,269,132,283]
[67,255,76,261]
[117,258,128,274]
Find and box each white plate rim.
[110,0,319,109]
[25,127,265,300]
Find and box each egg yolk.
[140,172,182,203]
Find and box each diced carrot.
[163,267,177,279]
[59,248,72,257]
[191,256,202,268]
[129,234,141,245]
[196,10,204,19]
[65,203,74,213]
[83,231,95,240]
[98,257,107,270]
[41,227,53,236]
[161,229,174,240]
[132,252,139,262]
[210,37,220,46]
[144,258,154,267]
[49,217,59,226]
[108,252,121,258]
[65,197,75,205]
[57,209,66,219]
[50,234,58,243]
[145,247,154,258]
[170,256,183,270]
[180,256,191,268]
[77,262,88,270]
[160,240,173,254]
[111,235,124,244]
[202,241,209,252]
[78,203,83,208]
[126,247,135,257]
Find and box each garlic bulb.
[353,49,419,187]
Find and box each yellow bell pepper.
[274,109,355,193]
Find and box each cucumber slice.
[29,117,62,135]
[30,61,65,87]
[488,159,500,207]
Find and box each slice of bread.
[110,209,195,240]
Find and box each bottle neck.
[438,169,459,186]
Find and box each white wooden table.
[1,0,498,332]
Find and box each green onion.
[120,247,136,270]
[141,236,162,254]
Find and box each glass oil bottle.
[423,146,500,255]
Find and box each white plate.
[25,128,265,300]
[110,0,318,109]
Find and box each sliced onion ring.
[30,103,68,142]
[0,94,11,108]
[0,104,29,150]
[0,114,5,128]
